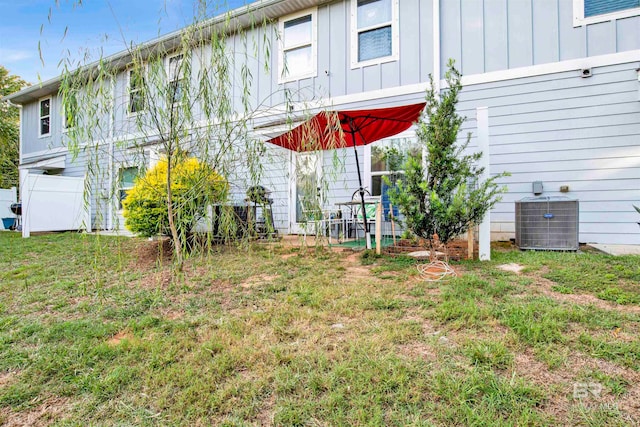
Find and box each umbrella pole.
[351,127,371,250]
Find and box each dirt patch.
[162,309,185,320]
[255,393,276,427]
[0,371,17,387]
[398,342,438,362]
[0,396,72,427]
[529,275,640,314]
[514,349,640,422]
[340,252,375,282]
[107,331,133,346]
[132,238,173,271]
[240,274,279,289]
[138,270,173,290]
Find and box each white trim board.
[19,155,66,170]
[321,49,640,108]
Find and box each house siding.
[12,0,640,243]
[455,61,640,244]
[441,0,640,75]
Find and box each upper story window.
[128,67,146,115]
[39,97,51,137]
[62,94,77,131]
[573,0,640,26]
[278,9,317,83]
[167,53,186,105]
[351,0,399,68]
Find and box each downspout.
[424,0,441,175]
[432,0,441,97]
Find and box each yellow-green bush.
[123,157,227,239]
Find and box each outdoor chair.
[350,195,380,240]
[298,196,341,243]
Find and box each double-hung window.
[39,97,51,137]
[279,9,317,82]
[128,67,146,114]
[351,0,399,68]
[167,53,186,105]
[62,93,77,131]
[573,0,640,26]
[118,166,140,209]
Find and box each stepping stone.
[406,250,445,261]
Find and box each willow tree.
[58,1,306,267]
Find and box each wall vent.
[515,196,579,251]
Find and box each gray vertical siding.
[22,94,63,155]
[455,62,640,244]
[442,0,640,76]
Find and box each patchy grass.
[0,232,638,425]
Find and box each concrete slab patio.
[588,244,640,256]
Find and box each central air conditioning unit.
[515,196,579,251]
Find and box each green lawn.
[0,232,638,426]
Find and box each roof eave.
[3,0,327,105]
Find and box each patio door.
[290,152,322,234]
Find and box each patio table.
[335,199,379,240]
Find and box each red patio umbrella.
[267,102,426,249]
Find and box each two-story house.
[4,0,640,244]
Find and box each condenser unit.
[515,196,579,251]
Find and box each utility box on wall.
[515,196,579,251]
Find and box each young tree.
[388,60,507,261]
[0,66,28,189]
[58,1,301,268]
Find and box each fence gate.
[21,174,90,237]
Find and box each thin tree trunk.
[166,155,183,269]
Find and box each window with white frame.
[351,0,398,68]
[167,53,186,104]
[62,94,77,131]
[39,97,51,137]
[118,166,141,209]
[573,0,640,26]
[279,9,317,82]
[128,68,146,114]
[370,137,420,219]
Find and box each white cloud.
[0,48,33,63]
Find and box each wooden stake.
[390,203,397,246]
[375,201,382,255]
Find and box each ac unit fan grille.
[515,198,579,250]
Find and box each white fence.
[21,174,90,237]
[0,187,17,230]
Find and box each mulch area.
[384,238,479,261]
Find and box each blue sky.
[0,0,249,84]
